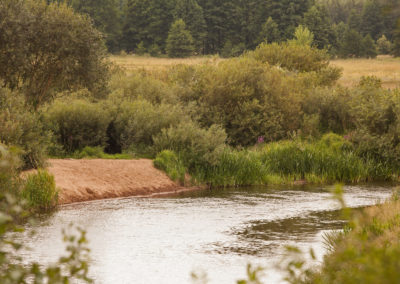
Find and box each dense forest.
[48,0,400,57]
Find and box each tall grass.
[284,188,400,284]
[153,150,186,184]
[155,134,395,187]
[22,170,58,212]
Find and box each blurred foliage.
[0,144,92,283]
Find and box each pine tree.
[303,5,336,50]
[173,0,207,54]
[166,19,194,57]
[122,0,174,52]
[362,34,378,58]
[257,17,280,45]
[360,0,383,40]
[70,0,122,52]
[339,28,363,58]
[392,21,400,57]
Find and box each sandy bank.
[44,159,187,205]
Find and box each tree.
[362,34,378,58]
[173,0,207,54]
[377,35,392,54]
[292,25,314,46]
[338,28,364,58]
[70,0,123,53]
[0,0,109,109]
[360,0,384,40]
[166,19,194,57]
[257,17,280,44]
[303,5,337,49]
[122,0,174,52]
[392,21,400,57]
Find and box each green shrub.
[112,99,187,153]
[0,88,50,169]
[45,99,111,153]
[171,57,304,146]
[152,120,227,171]
[153,150,186,184]
[248,42,331,73]
[109,71,177,104]
[22,170,58,212]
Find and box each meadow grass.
[110,54,222,73]
[110,54,400,89]
[331,55,400,89]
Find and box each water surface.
[17,184,394,283]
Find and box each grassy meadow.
[111,54,400,89]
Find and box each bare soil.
[44,159,187,204]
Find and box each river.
[16,184,394,283]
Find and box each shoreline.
[38,159,198,205]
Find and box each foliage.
[377,35,392,54]
[302,5,336,50]
[284,186,400,284]
[72,146,133,159]
[166,19,195,58]
[112,99,187,153]
[70,0,123,52]
[0,0,109,109]
[0,88,50,169]
[292,25,315,47]
[259,137,390,183]
[45,99,111,153]
[248,41,334,73]
[152,120,227,171]
[257,17,280,45]
[153,150,186,184]
[22,170,58,212]
[0,145,92,283]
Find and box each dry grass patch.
[109,55,222,73]
[331,55,400,89]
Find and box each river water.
[16,184,394,284]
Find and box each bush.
[109,72,177,105]
[248,42,332,73]
[0,88,50,169]
[152,120,227,171]
[22,170,58,212]
[153,150,186,184]
[45,99,111,153]
[112,99,187,153]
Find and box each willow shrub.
[152,120,227,172]
[0,88,50,169]
[111,99,188,154]
[45,99,111,153]
[22,170,58,212]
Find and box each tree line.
[51,0,400,58]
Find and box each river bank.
[42,159,191,204]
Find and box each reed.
[22,170,58,212]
